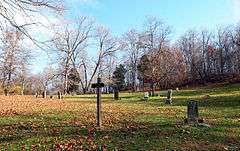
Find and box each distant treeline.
[0,16,240,95]
[122,18,240,93]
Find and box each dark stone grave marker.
[187,100,199,123]
[42,92,46,98]
[114,89,119,100]
[165,89,172,104]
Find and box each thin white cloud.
[230,0,240,21]
[67,0,99,8]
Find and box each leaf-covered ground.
[0,83,240,150]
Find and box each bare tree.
[234,24,240,73]
[0,28,31,94]
[37,68,56,98]
[178,30,204,83]
[78,26,122,94]
[0,0,63,41]
[215,26,235,74]
[140,16,171,94]
[17,63,29,95]
[123,29,143,91]
[53,16,93,94]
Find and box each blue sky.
[66,0,240,38]
[31,0,240,74]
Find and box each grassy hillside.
[0,83,240,150]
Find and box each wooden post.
[97,78,101,127]
[91,77,105,128]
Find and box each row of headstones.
[143,90,204,125]
[142,89,173,104]
[35,91,63,99]
[91,78,206,128]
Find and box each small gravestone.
[187,100,199,123]
[145,92,149,98]
[165,89,172,104]
[58,91,62,99]
[141,92,149,101]
[42,92,46,98]
[176,87,179,92]
[114,89,119,100]
[148,91,152,97]
[35,92,38,98]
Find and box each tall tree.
[112,64,127,91]
[139,16,171,94]
[68,68,80,93]
[123,29,143,91]
[0,28,30,94]
[178,30,202,83]
[78,26,122,94]
[53,16,93,94]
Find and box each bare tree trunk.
[43,90,47,98]
[150,80,155,96]
[64,71,68,95]
[21,83,25,95]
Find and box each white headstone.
[144,92,149,98]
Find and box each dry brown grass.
[0,95,141,126]
[0,96,70,116]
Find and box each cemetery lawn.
[0,83,240,150]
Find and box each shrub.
[3,85,23,95]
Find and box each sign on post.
[91,77,105,128]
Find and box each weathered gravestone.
[141,92,149,101]
[114,89,119,100]
[145,92,149,99]
[91,77,105,128]
[165,89,172,104]
[186,100,199,123]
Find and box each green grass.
[0,83,240,150]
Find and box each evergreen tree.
[68,68,80,93]
[137,54,150,84]
[112,64,127,91]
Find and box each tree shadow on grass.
[64,96,114,100]
[146,95,240,109]
[173,95,240,108]
[0,123,88,143]
[1,116,239,150]
[64,94,141,101]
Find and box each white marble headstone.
[144,92,149,98]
